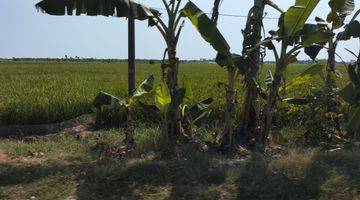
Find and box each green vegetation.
[0,61,225,125]
[0,61,349,126]
[181,0,358,151]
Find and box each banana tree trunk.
[239,0,265,144]
[220,66,237,148]
[165,42,182,138]
[166,46,179,92]
[326,41,341,132]
[261,63,283,150]
[124,106,136,149]
[260,45,287,151]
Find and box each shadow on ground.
[235,150,360,200]
[0,151,226,199]
[0,149,359,199]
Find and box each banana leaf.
[93,91,120,108]
[132,75,154,99]
[181,1,232,65]
[282,0,320,37]
[347,106,360,133]
[327,0,355,29]
[35,0,159,20]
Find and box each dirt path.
[0,114,96,138]
[0,149,9,163]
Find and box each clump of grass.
[0,133,85,158]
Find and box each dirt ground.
[0,150,9,163]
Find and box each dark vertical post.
[128,17,136,96]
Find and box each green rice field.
[0,61,348,126]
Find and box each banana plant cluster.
[93,75,155,147]
[181,0,329,150]
[151,0,186,138]
[94,75,213,141]
[257,0,329,149]
[139,81,213,138]
[302,0,357,133]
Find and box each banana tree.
[151,0,186,138]
[181,1,240,148]
[181,1,283,149]
[304,0,356,132]
[209,0,269,145]
[238,0,284,145]
[255,0,323,150]
[35,0,160,96]
[210,0,284,146]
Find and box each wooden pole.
[128,17,136,96]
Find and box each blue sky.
[0,0,359,61]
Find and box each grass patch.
[0,127,359,200]
[0,134,83,157]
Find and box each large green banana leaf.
[154,84,171,114]
[181,1,231,60]
[339,83,360,105]
[93,75,155,108]
[339,63,360,105]
[282,64,326,105]
[154,84,186,114]
[282,64,325,92]
[327,0,355,29]
[342,20,360,39]
[304,45,323,61]
[35,0,159,20]
[347,106,360,134]
[282,0,320,36]
[93,91,121,108]
[328,0,355,16]
[301,24,334,47]
[132,75,154,99]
